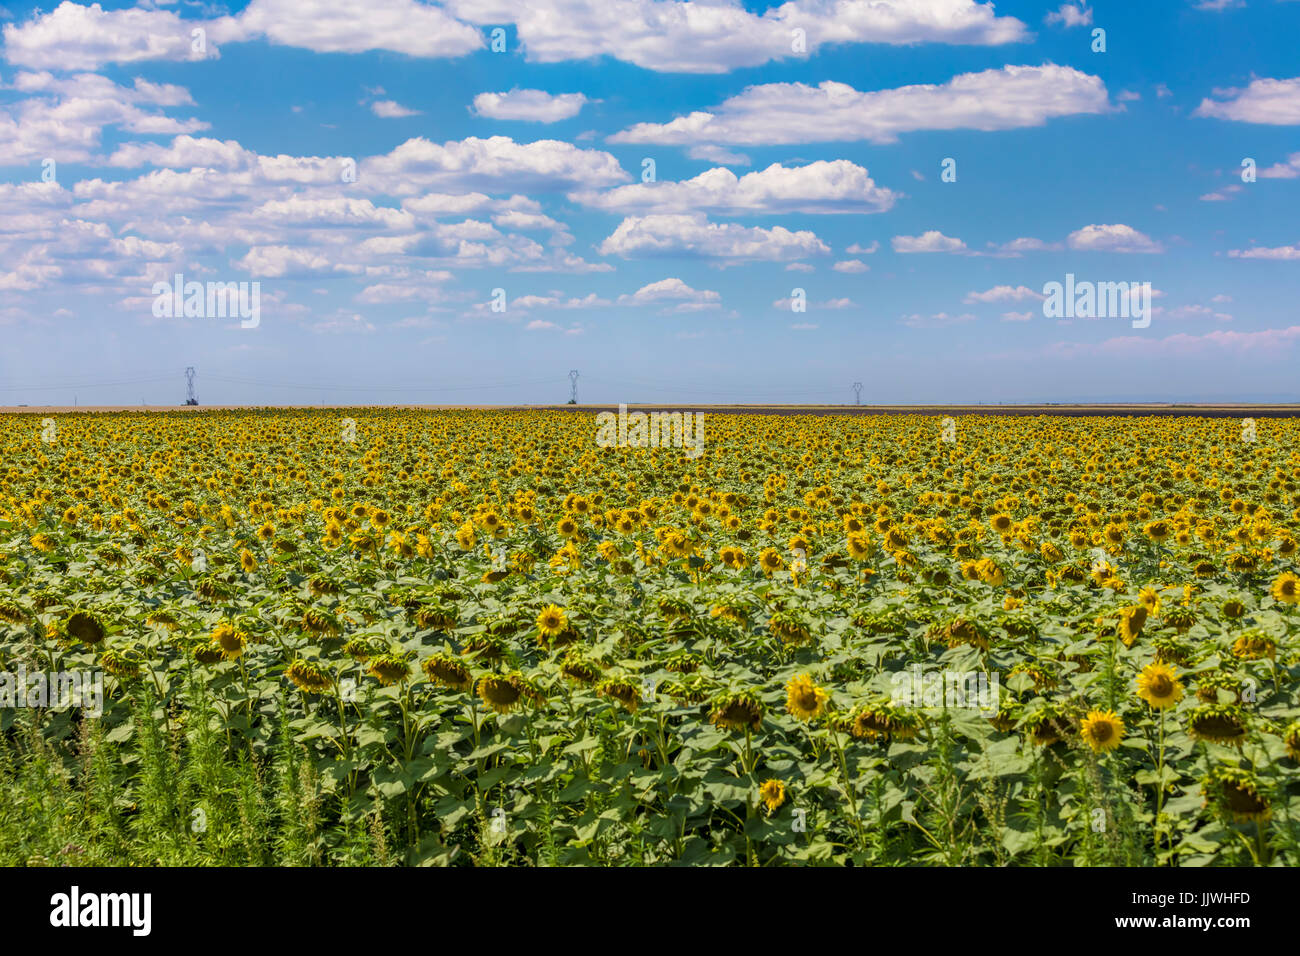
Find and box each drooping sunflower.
[785,673,829,721]
[286,658,332,694]
[477,674,523,714]
[709,691,764,733]
[422,653,473,691]
[1187,703,1248,746]
[65,610,107,646]
[1135,661,1184,710]
[1201,766,1270,823]
[366,654,411,686]
[1079,709,1125,753]
[597,677,641,712]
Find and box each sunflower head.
[535,603,569,640]
[1080,709,1125,753]
[477,674,523,714]
[709,691,764,733]
[785,673,829,721]
[1201,766,1270,822]
[422,653,473,691]
[1271,571,1299,605]
[758,778,787,815]
[597,677,641,712]
[1135,661,1185,710]
[366,654,411,686]
[1187,703,1249,746]
[65,610,107,646]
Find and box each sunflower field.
[1,408,1299,867]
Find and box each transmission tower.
[852,382,862,405]
[568,369,579,405]
[185,367,198,405]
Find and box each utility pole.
[853,382,862,405]
[185,367,197,405]
[568,369,579,405]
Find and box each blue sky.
[2,0,1299,406]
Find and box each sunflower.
[710,691,764,733]
[1201,766,1270,822]
[1080,710,1125,753]
[286,659,332,694]
[65,610,107,646]
[238,548,258,572]
[846,533,872,561]
[1187,703,1248,746]
[477,674,522,714]
[559,653,601,685]
[1135,661,1184,710]
[535,603,568,640]
[757,548,784,575]
[597,677,641,712]
[1282,721,1300,762]
[210,621,247,660]
[1231,629,1276,660]
[1117,605,1148,647]
[422,653,473,691]
[1270,571,1299,604]
[785,673,829,721]
[366,654,411,686]
[758,779,787,814]
[851,701,921,742]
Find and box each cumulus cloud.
[1067,223,1164,253]
[445,0,1028,74]
[892,231,966,253]
[471,90,588,122]
[986,237,1063,255]
[371,100,421,118]
[570,161,898,216]
[964,285,1045,303]
[360,136,629,195]
[598,214,829,261]
[0,71,207,164]
[609,65,1111,145]
[1195,77,1300,125]
[1044,4,1092,27]
[1227,243,1300,260]
[617,277,721,307]
[1259,152,1300,179]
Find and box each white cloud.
[237,0,482,58]
[617,277,721,306]
[570,161,898,215]
[445,0,1028,74]
[1067,223,1164,253]
[598,214,828,261]
[845,241,879,255]
[986,236,1063,255]
[1260,152,1300,179]
[471,90,588,122]
[371,100,421,118]
[609,65,1111,145]
[360,136,629,195]
[1044,4,1092,27]
[1195,77,1300,125]
[892,230,966,253]
[832,259,869,273]
[1227,243,1300,260]
[964,285,1045,303]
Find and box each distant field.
[4,403,1300,417]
